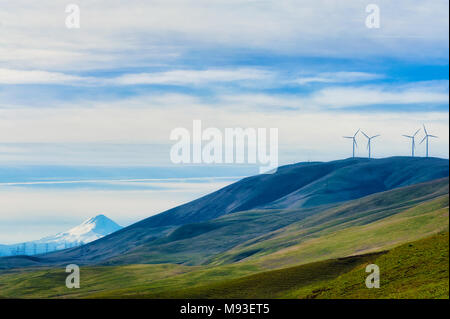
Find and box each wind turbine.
[420,124,438,158]
[343,129,360,158]
[402,128,420,157]
[361,131,380,158]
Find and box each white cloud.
[0,68,87,85]
[311,82,449,108]
[109,68,273,85]
[0,80,447,145]
[0,92,447,158]
[219,93,302,110]
[217,81,449,110]
[293,72,384,85]
[0,67,272,86]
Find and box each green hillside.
[122,232,448,299]
[296,232,449,299]
[0,185,447,299]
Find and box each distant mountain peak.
[83,214,115,226]
[70,214,122,238]
[0,214,123,257]
[87,214,107,222]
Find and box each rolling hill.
[0,157,447,270]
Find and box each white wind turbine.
[420,124,438,158]
[402,128,421,157]
[361,131,380,158]
[343,129,360,158]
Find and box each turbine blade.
[429,135,438,138]
[354,129,360,137]
[371,134,380,139]
[420,136,426,144]
[361,131,369,139]
[403,135,413,138]
[413,129,420,137]
[423,124,428,135]
[343,136,353,139]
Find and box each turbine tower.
[361,131,380,158]
[402,128,420,157]
[343,129,360,158]
[420,124,438,158]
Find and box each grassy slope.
[248,194,449,270]
[127,232,449,299]
[295,232,449,299]
[90,195,448,298]
[0,263,197,299]
[0,192,446,299]
[123,253,385,298]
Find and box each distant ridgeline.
[0,241,83,257]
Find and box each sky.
[0,0,448,242]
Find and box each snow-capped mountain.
[40,214,122,245]
[0,214,122,256]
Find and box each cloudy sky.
[0,1,448,241]
[0,0,448,162]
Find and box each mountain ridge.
[121,157,448,231]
